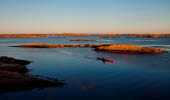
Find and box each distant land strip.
[0,33,170,38]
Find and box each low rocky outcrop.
[94,44,168,54]
[12,43,62,48]
[0,34,47,38]
[99,35,120,38]
[10,43,168,54]
[10,43,79,48]
[0,63,29,74]
[61,44,79,47]
[0,56,31,65]
[136,34,170,38]
[11,43,112,48]
[0,33,86,38]
[1,34,170,38]
[70,39,96,41]
[0,56,65,94]
[0,70,64,94]
[0,56,30,74]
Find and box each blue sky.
[0,0,170,34]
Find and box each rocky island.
[10,43,168,54]
[94,44,168,54]
[10,43,79,48]
[0,56,65,94]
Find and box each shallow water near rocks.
[0,36,170,100]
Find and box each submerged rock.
[0,34,47,38]
[94,44,168,54]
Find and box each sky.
[0,0,170,34]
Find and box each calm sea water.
[0,36,170,100]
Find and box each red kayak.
[97,57,114,62]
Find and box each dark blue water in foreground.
[0,36,170,100]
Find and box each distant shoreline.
[0,33,170,38]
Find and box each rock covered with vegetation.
[94,44,168,54]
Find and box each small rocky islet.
[10,43,168,54]
[0,56,65,94]
[93,44,168,54]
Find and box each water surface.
[0,36,170,100]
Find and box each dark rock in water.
[0,56,30,74]
[0,56,66,94]
[0,56,31,65]
[0,70,65,94]
[0,63,29,74]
